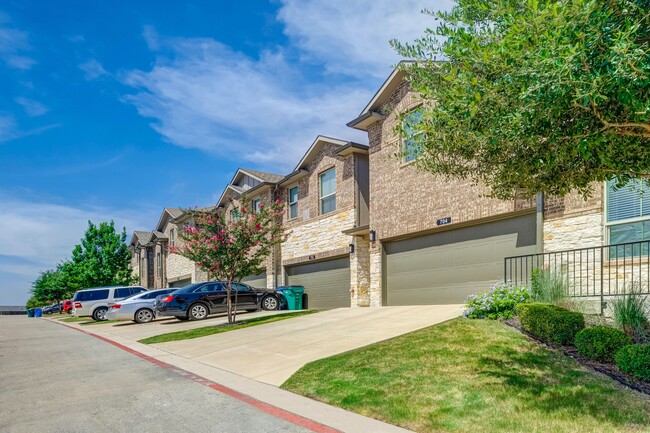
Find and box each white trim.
[319,168,337,215]
[288,185,299,220]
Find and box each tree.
[391,0,650,199]
[170,198,285,324]
[29,262,75,306]
[70,221,137,289]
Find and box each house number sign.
[436,217,452,226]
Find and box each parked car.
[106,288,177,323]
[72,286,147,321]
[155,281,284,321]
[62,300,73,314]
[43,303,62,314]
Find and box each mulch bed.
[505,318,650,397]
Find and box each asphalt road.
[0,316,312,433]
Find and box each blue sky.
[0,0,452,305]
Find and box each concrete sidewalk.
[50,305,463,433]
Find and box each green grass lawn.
[282,318,650,433]
[60,316,90,323]
[139,310,317,344]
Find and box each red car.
[62,300,73,314]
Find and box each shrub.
[515,302,585,345]
[612,289,650,343]
[464,282,530,319]
[574,326,632,362]
[530,268,569,304]
[615,344,650,382]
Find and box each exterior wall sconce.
[348,243,355,254]
[369,230,376,242]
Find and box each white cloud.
[79,58,109,80]
[0,114,60,143]
[122,38,369,170]
[14,97,48,116]
[0,13,35,69]
[277,0,451,78]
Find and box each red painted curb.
[56,321,341,433]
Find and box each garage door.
[241,272,267,289]
[385,214,537,305]
[169,278,191,288]
[286,257,351,309]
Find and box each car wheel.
[261,295,279,311]
[93,307,108,321]
[134,308,154,324]
[188,303,209,320]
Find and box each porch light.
[369,230,376,242]
[348,243,355,254]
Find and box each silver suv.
[72,286,147,321]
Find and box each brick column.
[350,236,370,307]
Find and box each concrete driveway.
[151,305,463,385]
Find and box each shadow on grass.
[477,342,648,425]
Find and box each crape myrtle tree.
[391,0,650,199]
[170,197,285,324]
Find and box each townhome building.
[348,63,650,307]
[277,136,370,309]
[129,231,155,288]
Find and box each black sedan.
[43,303,62,314]
[155,281,285,321]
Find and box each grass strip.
[139,310,317,344]
[282,318,650,433]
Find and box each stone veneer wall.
[350,236,370,307]
[282,209,356,264]
[368,243,383,307]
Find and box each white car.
[106,288,176,323]
[72,286,147,321]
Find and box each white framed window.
[402,108,423,163]
[156,252,162,275]
[289,186,298,219]
[606,178,650,256]
[170,228,175,247]
[230,208,239,222]
[252,198,261,213]
[320,168,336,214]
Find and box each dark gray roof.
[166,208,184,219]
[242,169,285,184]
[133,231,153,245]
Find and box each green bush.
[615,344,650,382]
[530,268,569,304]
[515,302,585,345]
[612,289,650,343]
[464,282,530,319]
[574,326,632,362]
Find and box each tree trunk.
[226,279,233,325]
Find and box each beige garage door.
[286,257,351,309]
[385,214,537,305]
[241,272,267,289]
[169,278,192,288]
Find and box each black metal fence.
[504,240,650,305]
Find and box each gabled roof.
[293,135,357,171]
[347,61,413,131]
[155,207,185,232]
[130,231,153,247]
[216,168,283,208]
[151,230,168,241]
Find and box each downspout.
[536,192,544,254]
[273,184,279,288]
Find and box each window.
[230,208,239,222]
[73,289,109,301]
[402,108,423,163]
[114,288,132,299]
[233,283,251,292]
[320,169,336,214]
[156,252,162,275]
[606,178,650,256]
[289,186,298,219]
[252,198,262,213]
[170,228,175,247]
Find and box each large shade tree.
[170,198,285,324]
[392,0,650,199]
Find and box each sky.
[0,0,453,305]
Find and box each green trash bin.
[281,286,305,310]
[27,309,34,318]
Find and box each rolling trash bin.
[280,286,305,310]
[27,309,34,318]
[33,308,42,317]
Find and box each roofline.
[294,135,351,171]
[335,141,369,156]
[155,208,183,233]
[278,169,310,187]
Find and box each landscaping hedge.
[515,303,585,345]
[616,344,650,382]
[575,326,632,363]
